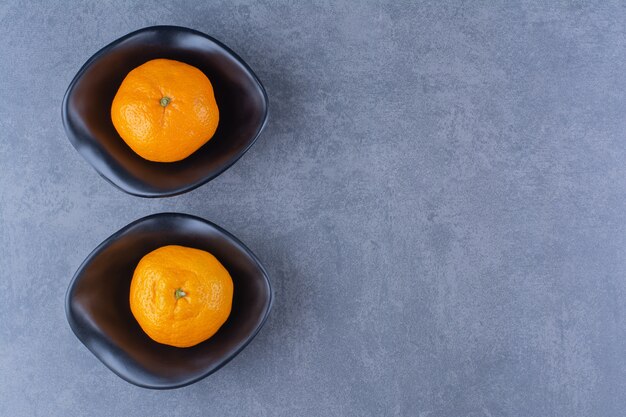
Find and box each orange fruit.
[111,58,219,162]
[129,245,233,348]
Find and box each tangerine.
[129,245,233,348]
[111,59,219,162]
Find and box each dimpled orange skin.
[129,245,233,348]
[111,59,219,162]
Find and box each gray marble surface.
[1,1,625,416]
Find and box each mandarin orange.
[129,245,233,348]
[111,59,219,162]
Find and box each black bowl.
[65,213,273,389]
[62,26,268,197]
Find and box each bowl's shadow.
[186,53,312,382]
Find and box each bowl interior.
[66,214,272,389]
[63,26,268,197]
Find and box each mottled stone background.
[0,1,624,416]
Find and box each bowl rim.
[64,212,274,389]
[61,25,270,198]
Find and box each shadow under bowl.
[65,213,273,389]
[62,25,268,197]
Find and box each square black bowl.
[62,26,268,197]
[65,213,273,389]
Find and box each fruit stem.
[160,96,171,107]
[174,288,186,300]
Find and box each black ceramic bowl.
[65,213,272,389]
[62,26,268,197]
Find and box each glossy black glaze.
[62,26,268,197]
[65,213,273,389]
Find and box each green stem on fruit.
[174,288,186,300]
[160,96,171,107]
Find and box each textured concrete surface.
[0,1,625,416]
